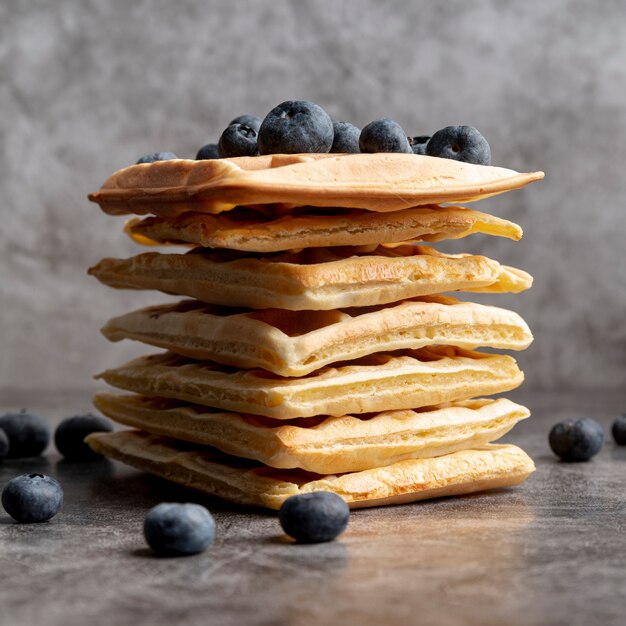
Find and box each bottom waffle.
[86,430,535,510]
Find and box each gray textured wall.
[1,0,625,392]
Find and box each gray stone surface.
[0,389,625,626]
[1,0,626,392]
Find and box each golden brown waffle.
[88,153,544,216]
[86,430,536,509]
[89,153,543,216]
[88,245,532,310]
[101,295,533,376]
[96,347,523,419]
[125,205,522,252]
[94,393,529,474]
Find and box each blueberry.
[218,123,259,158]
[229,114,262,133]
[279,492,349,543]
[2,474,63,523]
[54,414,114,461]
[196,143,220,160]
[408,135,431,155]
[612,415,626,445]
[0,411,50,458]
[359,118,412,154]
[426,126,491,165]
[136,152,177,164]
[330,121,361,153]
[0,428,9,460]
[257,100,334,155]
[549,418,604,462]
[144,503,215,557]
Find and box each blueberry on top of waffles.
[136,152,177,164]
[359,118,412,154]
[279,492,349,543]
[218,123,258,158]
[611,415,626,445]
[196,143,219,160]
[144,502,215,557]
[549,418,604,462]
[229,114,262,133]
[0,410,50,458]
[409,135,431,155]
[330,121,361,153]
[426,125,491,165]
[54,414,114,461]
[257,100,334,154]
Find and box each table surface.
[0,388,624,626]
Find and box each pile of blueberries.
[1,408,625,557]
[136,100,492,166]
[0,411,112,523]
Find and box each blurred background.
[1,0,625,395]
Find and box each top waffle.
[88,153,544,216]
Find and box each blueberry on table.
[229,114,262,133]
[144,503,215,557]
[0,428,9,459]
[257,100,334,154]
[54,414,113,461]
[196,143,220,160]
[408,135,431,155]
[549,417,604,462]
[279,492,349,543]
[612,415,626,445]
[136,152,177,164]
[330,121,361,153]
[425,126,491,165]
[218,123,259,158]
[0,411,49,458]
[2,474,63,523]
[359,118,413,154]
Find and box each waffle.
[88,245,532,310]
[88,153,544,216]
[93,393,529,474]
[101,295,533,376]
[124,205,523,252]
[86,430,535,509]
[96,347,523,419]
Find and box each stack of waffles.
[86,153,543,509]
